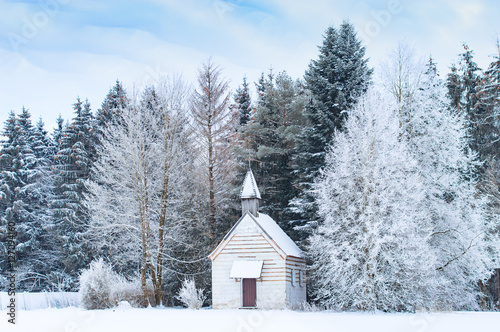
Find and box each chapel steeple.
[240,169,261,216]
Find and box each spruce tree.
[475,42,500,308]
[446,63,462,110]
[456,44,483,155]
[50,115,65,159]
[475,43,500,159]
[292,21,373,240]
[0,109,53,290]
[234,76,252,126]
[241,71,306,238]
[459,44,482,115]
[95,80,127,133]
[51,98,96,288]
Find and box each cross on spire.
[247,149,260,169]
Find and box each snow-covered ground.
[1,305,499,332]
[0,292,79,311]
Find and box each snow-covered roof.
[208,212,304,260]
[240,169,261,199]
[253,213,303,258]
[229,260,263,278]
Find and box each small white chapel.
[208,169,306,309]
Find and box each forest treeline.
[1,21,500,311]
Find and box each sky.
[0,0,499,132]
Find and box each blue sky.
[1,0,499,131]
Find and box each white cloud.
[1,0,500,132]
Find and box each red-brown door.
[242,278,256,307]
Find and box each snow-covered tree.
[85,77,197,306]
[0,109,54,290]
[234,76,252,126]
[51,115,65,151]
[475,42,500,160]
[382,45,497,309]
[472,41,500,308]
[459,44,482,115]
[292,21,373,239]
[446,63,462,111]
[241,70,306,238]
[95,80,127,138]
[414,62,495,309]
[51,98,96,288]
[310,90,438,311]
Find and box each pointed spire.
[240,169,261,216]
[240,169,261,199]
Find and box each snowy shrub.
[112,276,154,308]
[79,258,118,310]
[294,301,324,312]
[176,278,206,309]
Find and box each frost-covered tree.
[459,44,482,115]
[51,114,65,152]
[474,41,500,308]
[475,42,500,160]
[51,98,96,288]
[292,21,373,239]
[86,78,197,306]
[413,63,495,309]
[95,80,127,137]
[310,90,438,311]
[446,63,462,111]
[382,46,497,309]
[0,109,54,290]
[446,44,484,154]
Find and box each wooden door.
[242,278,256,307]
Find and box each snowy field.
[0,292,79,311]
[1,306,499,332]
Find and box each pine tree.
[32,117,53,160]
[455,44,483,155]
[50,98,96,288]
[292,21,373,240]
[95,80,127,135]
[234,76,252,126]
[446,63,462,110]
[0,109,54,290]
[475,42,500,160]
[459,44,482,115]
[475,41,500,308]
[310,90,438,311]
[241,70,306,238]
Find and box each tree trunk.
[140,208,149,308]
[136,153,150,308]
[208,117,215,239]
[155,132,172,306]
[497,268,500,311]
[155,177,169,307]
